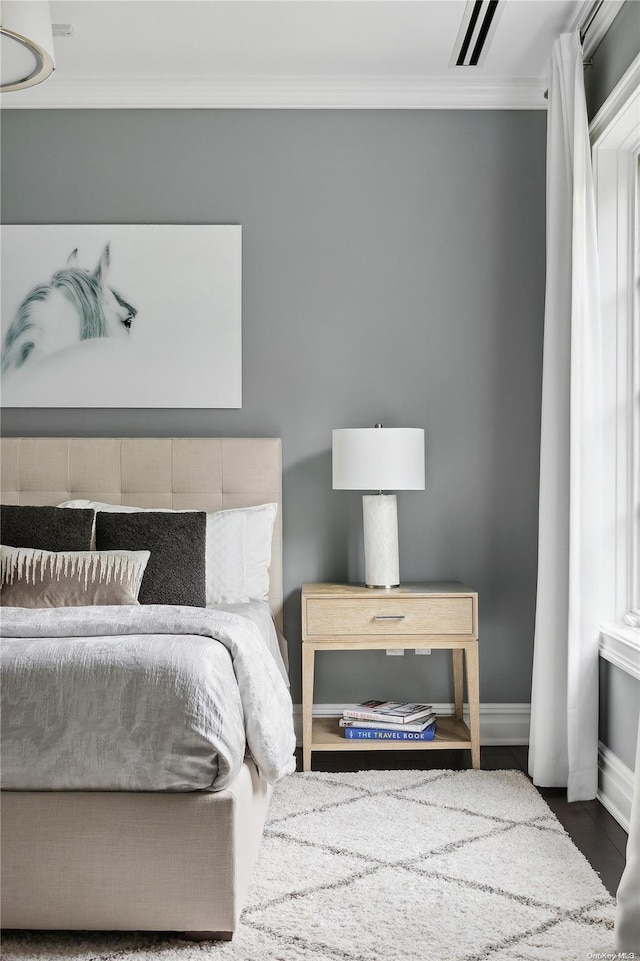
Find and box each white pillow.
[205,510,248,604]
[58,500,277,603]
[219,502,277,601]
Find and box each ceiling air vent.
[451,0,503,67]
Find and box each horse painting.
[1,244,137,375]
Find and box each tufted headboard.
[0,437,283,630]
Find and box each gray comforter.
[0,605,296,792]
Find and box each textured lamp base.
[362,494,399,588]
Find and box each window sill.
[599,623,640,680]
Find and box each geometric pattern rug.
[2,770,616,961]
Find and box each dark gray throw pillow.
[0,505,94,551]
[95,510,207,607]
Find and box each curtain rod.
[543,5,599,100]
[579,0,605,45]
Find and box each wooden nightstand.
[301,582,480,772]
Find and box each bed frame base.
[0,436,284,935]
[183,931,233,941]
[1,761,270,933]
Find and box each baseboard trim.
[293,703,531,746]
[291,708,633,828]
[292,709,634,828]
[598,741,634,832]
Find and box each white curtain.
[529,30,603,802]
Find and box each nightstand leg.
[302,644,315,772]
[452,649,464,720]
[465,641,481,769]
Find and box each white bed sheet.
[1,605,296,791]
[208,599,289,685]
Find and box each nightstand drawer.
[305,596,473,637]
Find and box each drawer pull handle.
[374,615,406,620]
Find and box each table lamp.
[332,425,425,588]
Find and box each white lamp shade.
[332,427,425,491]
[1,1,55,92]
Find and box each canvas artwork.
[0,225,242,408]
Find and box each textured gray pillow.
[1,505,94,551]
[0,545,150,608]
[95,510,207,606]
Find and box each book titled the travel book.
[339,714,436,733]
[344,720,437,741]
[342,700,434,724]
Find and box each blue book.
[343,721,437,742]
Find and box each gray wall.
[588,1,640,771]
[585,0,640,119]
[600,660,640,772]
[1,108,546,705]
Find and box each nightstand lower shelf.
[310,715,472,751]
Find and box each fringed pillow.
[0,545,150,608]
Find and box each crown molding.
[0,75,548,110]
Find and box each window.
[592,61,640,677]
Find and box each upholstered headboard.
[0,437,283,629]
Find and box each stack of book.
[339,700,437,741]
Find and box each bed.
[0,436,293,940]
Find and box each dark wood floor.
[295,744,628,897]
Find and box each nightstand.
[301,582,480,772]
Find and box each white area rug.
[2,770,616,961]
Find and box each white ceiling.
[2,0,598,109]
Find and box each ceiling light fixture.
[1,0,55,93]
